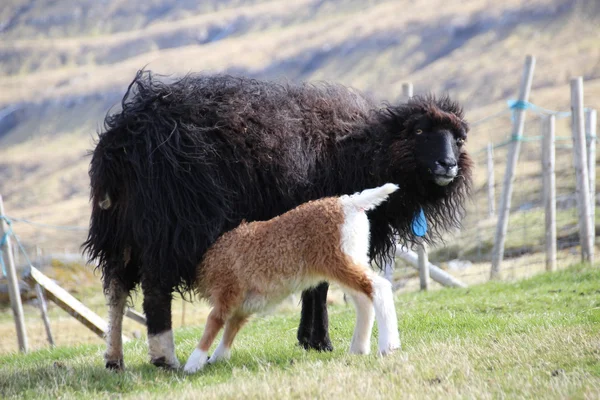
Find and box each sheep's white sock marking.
[371,275,401,355]
[148,330,180,368]
[208,339,231,364]
[348,291,375,354]
[184,348,209,373]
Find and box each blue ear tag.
[411,208,427,237]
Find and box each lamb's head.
[382,95,472,194]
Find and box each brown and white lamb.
[184,183,401,373]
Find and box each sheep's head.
[382,95,471,192]
[368,95,472,255]
[410,107,468,187]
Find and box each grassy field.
[1,263,598,399]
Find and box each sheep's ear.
[461,120,470,134]
[401,112,423,131]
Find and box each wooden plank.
[125,308,147,326]
[395,249,467,288]
[0,195,28,352]
[25,266,129,343]
[491,55,536,278]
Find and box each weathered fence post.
[181,300,186,327]
[401,82,430,285]
[381,82,416,283]
[34,283,55,347]
[0,195,28,352]
[542,115,557,272]
[12,241,19,267]
[487,143,495,217]
[585,109,597,245]
[491,55,536,279]
[401,82,413,99]
[417,244,429,290]
[570,78,594,265]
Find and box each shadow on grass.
[0,337,342,397]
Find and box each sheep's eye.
[415,129,423,135]
[456,138,465,146]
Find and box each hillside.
[0,0,599,251]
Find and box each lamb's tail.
[344,183,399,211]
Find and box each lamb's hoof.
[105,359,125,371]
[183,362,204,374]
[378,347,398,357]
[151,356,180,370]
[378,342,401,356]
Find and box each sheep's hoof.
[105,359,125,371]
[151,357,180,370]
[303,338,333,352]
[311,340,333,352]
[297,335,310,349]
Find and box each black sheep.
[84,71,472,369]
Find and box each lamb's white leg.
[347,291,375,354]
[184,348,209,373]
[208,314,248,364]
[208,339,231,364]
[184,309,225,373]
[371,275,400,355]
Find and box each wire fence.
[420,101,598,286]
[0,95,598,355]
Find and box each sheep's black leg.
[297,288,315,349]
[309,282,333,351]
[104,253,138,371]
[104,275,130,370]
[298,282,333,352]
[141,279,180,369]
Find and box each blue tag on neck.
[411,208,427,237]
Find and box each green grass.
[1,264,599,399]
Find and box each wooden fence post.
[0,195,28,352]
[491,55,536,279]
[401,82,430,284]
[181,300,186,327]
[34,283,55,346]
[585,109,597,245]
[487,143,495,217]
[417,244,429,290]
[402,83,413,99]
[542,115,557,272]
[571,78,594,264]
[13,241,19,267]
[383,259,394,283]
